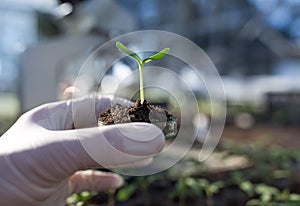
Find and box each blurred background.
[1,0,300,205]
[1,0,300,133]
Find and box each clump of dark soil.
[98,99,177,138]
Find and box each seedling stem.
[116,41,169,104]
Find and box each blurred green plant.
[116,184,137,202]
[66,191,96,206]
[169,176,224,206]
[245,184,300,206]
[66,138,300,206]
[116,174,165,204]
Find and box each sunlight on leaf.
[143,48,170,63]
[116,42,142,64]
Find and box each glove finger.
[58,122,164,175]
[78,122,164,168]
[68,170,123,194]
[72,95,133,129]
[32,95,132,130]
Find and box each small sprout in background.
[116,41,170,104]
[116,184,137,202]
[66,191,96,206]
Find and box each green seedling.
[116,41,170,104]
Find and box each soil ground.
[222,124,300,149]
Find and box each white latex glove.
[0,95,165,206]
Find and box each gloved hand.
[0,95,165,206]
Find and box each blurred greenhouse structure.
[1,0,300,128]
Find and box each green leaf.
[289,194,300,201]
[240,181,254,197]
[143,48,170,63]
[116,184,137,202]
[116,42,142,64]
